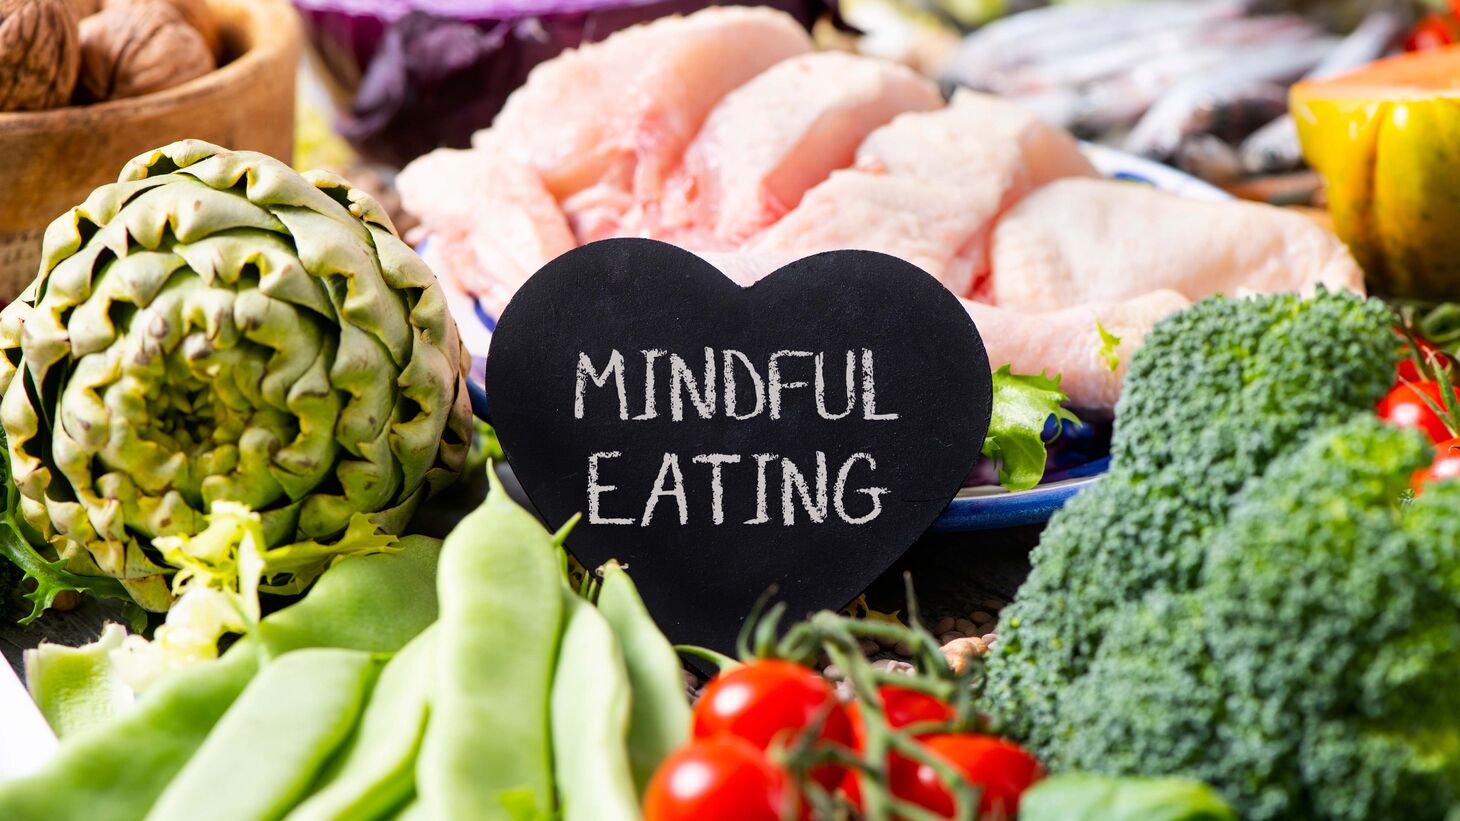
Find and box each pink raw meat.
[961,289,1192,413]
[693,250,1186,413]
[748,91,1096,296]
[990,178,1366,312]
[856,90,1095,196]
[480,8,813,241]
[397,148,576,318]
[654,52,942,248]
[747,172,1004,294]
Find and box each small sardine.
[1123,35,1338,160]
[1239,9,1407,174]
[944,0,1251,88]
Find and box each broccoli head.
[986,290,1399,752]
[1056,418,1460,819]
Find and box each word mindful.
[574,348,899,422]
[575,348,897,527]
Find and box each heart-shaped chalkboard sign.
[486,239,991,653]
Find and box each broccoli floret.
[986,290,1398,752]
[1056,418,1460,819]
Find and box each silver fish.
[1239,8,1407,174]
[1123,35,1338,159]
[944,0,1252,89]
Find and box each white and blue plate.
[447,146,1229,532]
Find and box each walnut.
[0,0,81,112]
[77,0,213,103]
[106,0,218,59]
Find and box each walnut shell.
[106,0,218,59]
[0,0,81,112]
[77,0,213,102]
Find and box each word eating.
[575,347,898,527]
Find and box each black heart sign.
[486,238,992,653]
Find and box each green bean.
[417,470,564,821]
[0,641,260,821]
[286,628,435,821]
[146,648,383,821]
[0,536,443,821]
[596,562,691,794]
[259,535,443,658]
[387,799,423,820]
[25,623,133,739]
[551,589,639,821]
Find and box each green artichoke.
[0,141,473,612]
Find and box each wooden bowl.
[0,0,301,300]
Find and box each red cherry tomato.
[1405,13,1460,51]
[1378,381,1458,444]
[842,686,958,807]
[1412,438,1460,495]
[895,735,1046,819]
[692,660,854,788]
[644,738,793,821]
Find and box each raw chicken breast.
[857,90,1096,196]
[656,52,943,248]
[749,91,1097,295]
[961,289,1192,412]
[747,172,1005,294]
[694,247,1184,413]
[481,8,813,240]
[397,148,576,318]
[990,178,1365,312]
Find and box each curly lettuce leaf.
[1097,319,1122,373]
[106,503,398,694]
[982,366,1081,492]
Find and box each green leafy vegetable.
[981,366,1080,492]
[147,648,384,821]
[986,291,1460,819]
[1096,319,1121,373]
[0,139,472,617]
[0,537,443,821]
[1056,418,1460,819]
[0,426,131,624]
[417,468,565,821]
[25,623,134,739]
[986,291,1397,757]
[103,502,398,694]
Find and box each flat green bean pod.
[146,648,383,821]
[0,641,260,821]
[551,589,639,821]
[596,562,691,795]
[417,470,564,821]
[388,799,424,820]
[286,627,436,821]
[0,536,442,821]
[259,535,443,658]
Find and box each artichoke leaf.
[0,140,470,618]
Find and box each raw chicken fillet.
[482,7,813,241]
[991,178,1365,311]
[656,52,943,248]
[753,91,1097,296]
[399,7,1368,414]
